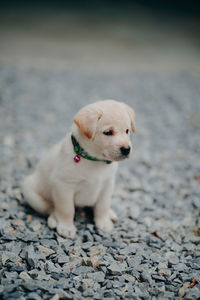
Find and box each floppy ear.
[74,104,103,139]
[123,103,136,133]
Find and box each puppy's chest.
[73,176,105,207]
[72,164,115,207]
[63,158,117,207]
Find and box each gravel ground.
[0,66,200,299]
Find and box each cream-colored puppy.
[23,100,135,238]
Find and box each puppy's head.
[74,100,135,162]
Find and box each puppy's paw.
[47,214,57,229]
[95,217,114,233]
[57,222,77,239]
[109,208,117,222]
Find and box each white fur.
[23,100,135,238]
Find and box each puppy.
[23,100,135,238]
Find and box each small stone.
[157,261,168,270]
[169,271,178,281]
[178,282,190,298]
[83,288,94,297]
[108,263,122,275]
[12,219,25,227]
[81,242,94,250]
[45,261,62,274]
[10,263,26,272]
[126,257,142,268]
[140,270,152,282]
[3,135,15,147]
[50,294,59,300]
[37,273,51,281]
[57,291,72,299]
[150,253,164,263]
[165,252,179,265]
[81,278,94,290]
[89,245,107,256]
[122,274,136,283]
[37,244,56,257]
[4,271,18,280]
[28,269,40,279]
[69,287,82,298]
[57,254,69,264]
[170,243,182,252]
[82,231,94,243]
[19,271,31,281]
[185,286,200,300]
[68,256,83,266]
[159,268,171,277]
[180,273,192,282]
[151,274,166,282]
[114,256,124,262]
[133,285,149,298]
[29,219,42,232]
[119,245,137,256]
[183,243,196,252]
[1,251,19,265]
[25,245,38,268]
[127,204,140,219]
[1,283,17,294]
[87,271,105,283]
[40,239,58,249]
[0,202,9,211]
[23,292,42,300]
[82,256,99,269]
[50,291,72,300]
[189,262,200,270]
[72,266,94,275]
[59,290,72,299]
[103,290,114,298]
[174,263,188,272]
[173,278,182,284]
[22,281,39,292]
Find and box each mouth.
[114,154,130,161]
[102,152,130,162]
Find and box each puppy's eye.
[103,130,113,136]
[126,129,129,134]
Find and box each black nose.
[120,146,131,156]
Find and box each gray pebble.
[87,271,105,283]
[72,266,94,275]
[174,262,188,272]
[189,262,200,270]
[25,292,42,300]
[19,271,31,281]
[36,244,56,258]
[151,274,166,282]
[165,252,179,265]
[45,261,62,274]
[29,219,42,232]
[25,245,38,268]
[108,262,123,275]
[57,254,70,264]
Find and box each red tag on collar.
[74,154,81,163]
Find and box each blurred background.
[0,0,200,74]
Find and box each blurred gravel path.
[0,66,200,299]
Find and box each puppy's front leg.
[94,179,116,233]
[50,182,76,238]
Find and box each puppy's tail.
[22,175,51,214]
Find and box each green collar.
[71,134,112,164]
